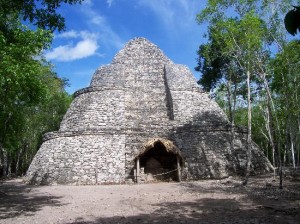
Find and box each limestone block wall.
[173,129,231,179]
[111,38,171,66]
[165,64,198,90]
[90,38,173,129]
[172,125,273,180]
[164,64,228,125]
[123,73,170,128]
[232,132,273,174]
[59,90,125,132]
[170,90,226,125]
[25,134,126,185]
[90,64,126,88]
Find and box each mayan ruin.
[25,37,273,185]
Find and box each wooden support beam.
[177,156,181,182]
[133,169,137,183]
[136,158,140,184]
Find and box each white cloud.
[107,0,114,7]
[45,31,99,61]
[82,0,93,6]
[90,14,106,26]
[138,0,174,25]
[80,3,125,50]
[137,0,197,29]
[55,30,79,39]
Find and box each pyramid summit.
[26,37,272,185]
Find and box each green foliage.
[271,41,300,150]
[197,9,269,141]
[0,0,81,176]
[196,0,300,172]
[212,12,267,69]
[0,0,83,32]
[0,22,52,143]
[16,74,72,174]
[272,40,300,94]
[0,21,72,174]
[197,0,297,48]
[195,40,226,91]
[196,11,268,95]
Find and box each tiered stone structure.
[26,38,272,185]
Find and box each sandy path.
[0,175,299,224]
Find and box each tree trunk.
[267,116,275,166]
[8,161,11,177]
[278,141,283,189]
[226,81,234,153]
[243,70,252,185]
[226,80,237,173]
[260,73,281,182]
[1,147,8,177]
[265,102,276,178]
[283,145,287,167]
[0,143,3,175]
[298,117,300,167]
[15,146,24,176]
[291,139,295,169]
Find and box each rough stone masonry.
[25,37,273,185]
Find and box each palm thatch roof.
[135,138,183,159]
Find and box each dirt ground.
[0,174,299,224]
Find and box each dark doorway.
[138,141,180,182]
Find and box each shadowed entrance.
[134,139,183,183]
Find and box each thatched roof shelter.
[135,138,183,163]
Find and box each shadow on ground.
[178,177,300,224]
[67,197,293,224]
[0,179,64,219]
[182,176,300,209]
[1,176,299,224]
[68,176,300,224]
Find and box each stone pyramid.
[26,37,272,185]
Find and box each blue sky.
[44,0,208,94]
